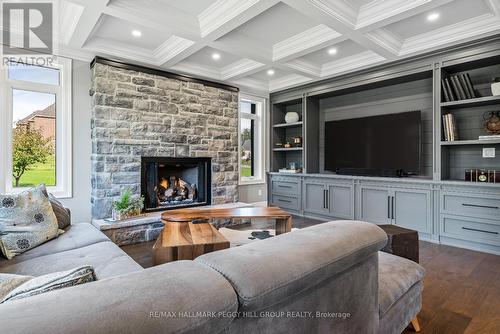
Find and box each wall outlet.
[258,189,262,196]
[483,147,496,158]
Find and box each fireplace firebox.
[141,157,211,212]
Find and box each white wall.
[59,59,92,222]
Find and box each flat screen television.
[324,111,422,176]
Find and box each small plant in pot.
[112,189,144,221]
[492,77,500,96]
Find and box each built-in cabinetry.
[268,37,500,255]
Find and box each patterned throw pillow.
[38,184,71,229]
[0,187,59,259]
[1,266,96,303]
[0,274,34,300]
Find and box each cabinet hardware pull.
[278,199,292,203]
[323,189,326,209]
[325,190,329,209]
[388,196,391,219]
[462,203,499,210]
[462,227,499,235]
[391,196,395,220]
[278,185,293,188]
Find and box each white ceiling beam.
[67,0,109,48]
[486,0,500,17]
[272,24,345,62]
[283,59,322,78]
[198,0,280,40]
[220,59,266,80]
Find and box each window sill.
[239,179,266,186]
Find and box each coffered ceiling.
[7,0,500,93]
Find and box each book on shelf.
[479,135,500,140]
[441,73,477,102]
[442,113,458,141]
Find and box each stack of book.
[443,113,458,141]
[441,73,477,102]
[479,135,500,141]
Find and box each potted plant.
[492,77,500,96]
[112,189,144,221]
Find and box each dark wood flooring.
[121,216,500,334]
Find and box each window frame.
[0,57,72,198]
[239,94,266,185]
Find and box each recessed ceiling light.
[328,48,338,55]
[267,69,275,76]
[212,53,221,60]
[131,30,142,37]
[427,13,440,22]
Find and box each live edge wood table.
[153,207,293,265]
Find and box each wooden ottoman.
[378,225,419,263]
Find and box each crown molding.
[170,61,222,80]
[220,59,265,80]
[365,28,404,55]
[321,51,385,77]
[59,1,85,45]
[85,37,158,64]
[269,74,312,92]
[198,0,261,38]
[308,0,357,29]
[230,77,269,93]
[357,0,431,29]
[154,36,196,65]
[272,24,343,61]
[400,14,500,56]
[486,0,500,17]
[284,59,321,77]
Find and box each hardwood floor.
[121,216,500,334]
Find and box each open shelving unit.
[439,54,500,182]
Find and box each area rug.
[219,228,298,247]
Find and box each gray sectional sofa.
[0,220,424,334]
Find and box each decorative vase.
[484,111,500,135]
[492,82,500,96]
[285,112,300,124]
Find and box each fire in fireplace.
[141,157,211,211]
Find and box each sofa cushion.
[0,187,59,259]
[378,252,425,317]
[196,221,387,311]
[2,265,95,303]
[0,222,109,267]
[39,184,71,229]
[0,274,33,300]
[0,241,142,279]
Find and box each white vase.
[492,82,500,96]
[285,112,300,124]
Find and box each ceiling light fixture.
[267,69,275,76]
[328,48,338,55]
[212,53,221,60]
[131,30,142,37]
[427,13,440,22]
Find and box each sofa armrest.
[196,220,387,311]
[0,261,238,334]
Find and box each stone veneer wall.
[90,63,239,219]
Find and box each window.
[239,94,265,184]
[0,58,72,197]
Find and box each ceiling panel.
[248,68,292,81]
[182,47,242,69]
[93,15,170,50]
[158,0,217,16]
[298,40,367,66]
[386,0,492,39]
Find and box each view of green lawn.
[13,154,56,187]
[241,164,252,177]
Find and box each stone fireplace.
[141,157,211,211]
[90,58,239,220]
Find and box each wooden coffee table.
[153,207,293,265]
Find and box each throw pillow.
[0,274,34,300]
[1,266,96,303]
[0,187,59,259]
[38,184,71,229]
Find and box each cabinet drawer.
[272,194,300,211]
[441,215,500,246]
[271,179,300,195]
[441,193,500,221]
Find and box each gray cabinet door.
[328,184,354,219]
[359,186,391,225]
[394,189,431,233]
[304,182,327,215]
